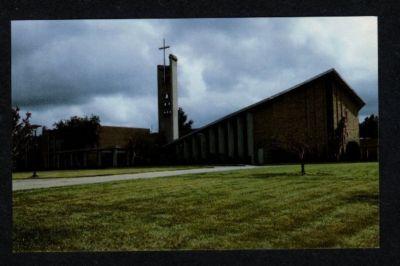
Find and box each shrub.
[345,141,361,161]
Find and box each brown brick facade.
[41,126,151,169]
[252,79,330,161]
[98,126,150,149]
[252,75,363,162]
[331,81,360,144]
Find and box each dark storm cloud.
[168,18,311,92]
[11,18,378,129]
[12,20,157,108]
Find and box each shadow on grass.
[343,193,379,205]
[310,171,334,176]
[13,226,78,251]
[248,172,298,179]
[248,170,335,180]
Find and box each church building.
[38,52,365,170]
[159,54,365,164]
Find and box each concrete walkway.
[13,165,258,191]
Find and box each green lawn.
[13,162,379,251]
[13,165,210,180]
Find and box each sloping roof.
[168,68,365,145]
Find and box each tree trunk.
[301,162,305,175]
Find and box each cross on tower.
[158,38,170,84]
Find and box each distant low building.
[41,126,152,169]
[360,138,379,161]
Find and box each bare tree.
[286,138,311,175]
[269,132,312,176]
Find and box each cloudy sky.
[12,17,377,132]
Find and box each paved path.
[13,165,258,191]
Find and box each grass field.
[13,162,379,251]
[13,165,210,180]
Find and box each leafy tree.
[359,114,378,139]
[332,117,348,161]
[12,106,34,168]
[53,115,100,150]
[178,107,193,137]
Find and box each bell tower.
[157,54,179,143]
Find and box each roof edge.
[329,69,366,108]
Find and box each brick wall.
[252,79,329,162]
[331,82,361,144]
[98,126,150,149]
[252,77,362,163]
